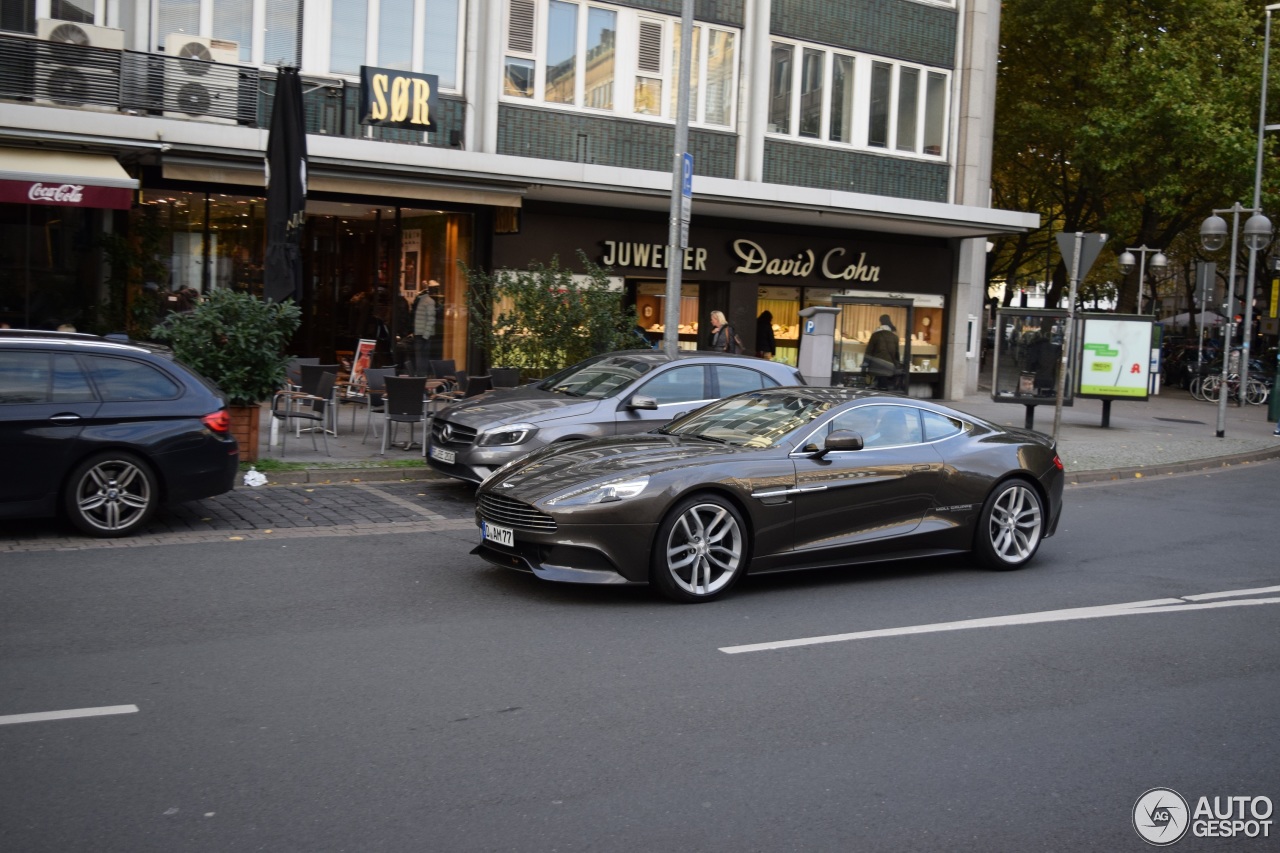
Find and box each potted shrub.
[152,288,301,460]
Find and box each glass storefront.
[133,190,474,371]
[0,202,106,330]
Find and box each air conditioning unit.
[34,19,125,109]
[163,33,241,123]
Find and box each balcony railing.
[0,33,459,146]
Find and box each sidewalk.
[248,386,1280,487]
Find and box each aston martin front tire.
[651,494,748,603]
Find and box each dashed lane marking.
[0,705,139,726]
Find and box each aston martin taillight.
[203,409,231,433]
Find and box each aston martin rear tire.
[974,478,1044,570]
[651,494,747,603]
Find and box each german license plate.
[482,521,514,547]
[429,445,455,465]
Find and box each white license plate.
[482,521,514,547]
[430,445,456,465]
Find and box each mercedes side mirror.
[627,395,659,411]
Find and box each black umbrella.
[264,66,307,303]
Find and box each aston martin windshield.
[659,392,836,448]
[537,355,654,399]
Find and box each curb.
[249,466,449,487]
[1063,445,1280,485]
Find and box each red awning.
[0,149,138,210]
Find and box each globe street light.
[1200,204,1273,438]
[1117,245,1167,314]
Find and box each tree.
[991,0,1273,311]
[464,252,642,378]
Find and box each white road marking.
[719,587,1280,654]
[0,704,139,726]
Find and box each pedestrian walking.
[756,310,776,359]
[709,310,743,354]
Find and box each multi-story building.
[0,0,1034,398]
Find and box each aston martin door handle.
[49,414,82,422]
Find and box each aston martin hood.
[486,434,751,499]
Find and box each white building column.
[738,0,770,182]
[947,0,1007,398]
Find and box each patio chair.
[380,376,431,454]
[270,371,335,457]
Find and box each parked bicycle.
[1199,372,1269,406]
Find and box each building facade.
[0,0,1035,398]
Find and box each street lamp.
[1200,204,1273,438]
[1117,245,1167,314]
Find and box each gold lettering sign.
[359,66,437,131]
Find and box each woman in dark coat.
[756,310,776,360]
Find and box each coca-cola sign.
[28,183,85,204]
[0,179,133,210]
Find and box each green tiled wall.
[764,139,949,202]
[772,0,957,68]
[498,105,738,178]
[612,0,744,27]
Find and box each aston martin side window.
[921,410,963,441]
[638,365,708,404]
[831,404,922,449]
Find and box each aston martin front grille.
[478,493,558,532]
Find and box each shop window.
[757,286,800,367]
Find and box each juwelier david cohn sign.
[359,66,437,131]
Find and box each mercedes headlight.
[477,423,539,446]
[547,476,650,507]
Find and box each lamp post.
[1117,245,1167,314]
[1200,205,1272,437]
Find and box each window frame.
[767,36,950,160]
[325,0,466,93]
[502,0,739,131]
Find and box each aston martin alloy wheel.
[652,495,747,602]
[975,478,1044,570]
[63,452,159,537]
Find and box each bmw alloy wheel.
[64,452,158,537]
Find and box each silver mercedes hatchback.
[426,350,805,484]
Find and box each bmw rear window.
[86,356,182,401]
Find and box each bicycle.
[1200,373,1269,406]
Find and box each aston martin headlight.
[477,423,539,446]
[547,476,650,507]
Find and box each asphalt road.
[1,465,1277,851]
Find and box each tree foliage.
[991,0,1274,311]
[152,288,301,406]
[464,253,643,379]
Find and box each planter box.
[229,404,261,462]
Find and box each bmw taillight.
[1053,454,1064,471]
[203,409,231,433]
